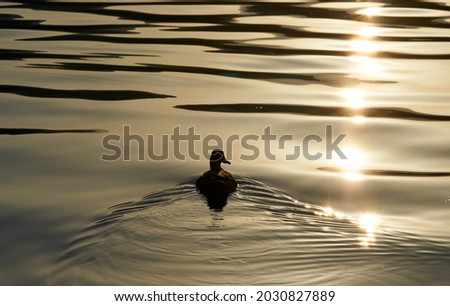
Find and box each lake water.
[1,0,449,285]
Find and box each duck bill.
[223,159,231,165]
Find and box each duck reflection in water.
[196,149,237,211]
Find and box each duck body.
[196,169,237,196]
[196,149,237,210]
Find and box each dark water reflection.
[0,84,174,100]
[1,0,450,285]
[0,127,107,135]
[176,103,450,121]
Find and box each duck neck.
[210,161,222,172]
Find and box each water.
[50,177,450,285]
[1,0,449,285]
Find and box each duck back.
[196,170,237,196]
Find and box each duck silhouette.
[196,149,237,210]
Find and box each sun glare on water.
[358,27,379,38]
[316,206,381,248]
[357,214,381,247]
[340,88,367,109]
[360,6,382,17]
[334,147,366,181]
[351,40,379,54]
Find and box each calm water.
[1,0,449,285]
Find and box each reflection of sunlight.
[358,27,378,38]
[351,40,379,53]
[350,51,385,79]
[350,21,385,81]
[347,99,367,108]
[361,7,382,17]
[335,148,366,181]
[334,211,345,219]
[350,55,371,63]
[357,214,380,247]
[323,207,333,216]
[314,207,381,248]
[340,88,367,108]
[340,88,365,100]
[316,206,347,220]
[351,116,366,124]
[359,214,380,233]
[344,172,364,181]
[316,206,381,248]
[338,148,365,170]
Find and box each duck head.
[209,149,230,171]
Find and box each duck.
[196,149,237,209]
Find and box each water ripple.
[175,103,450,122]
[0,127,107,135]
[0,85,174,101]
[49,177,450,285]
[318,167,450,178]
[27,62,393,88]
